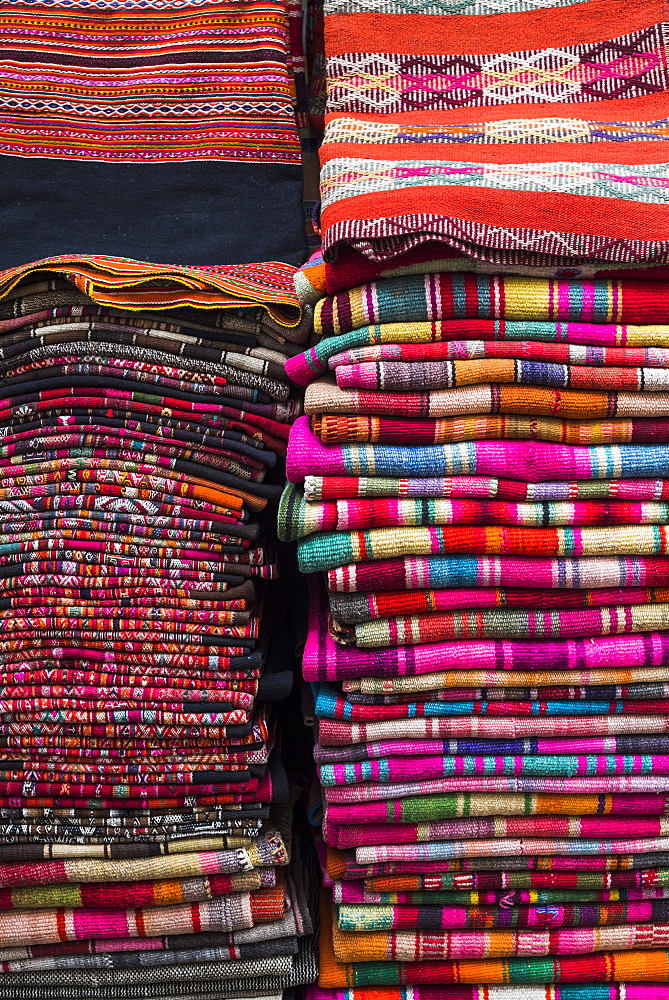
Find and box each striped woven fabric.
[304,583,669,680]
[0,4,307,265]
[299,524,669,572]
[319,753,669,786]
[313,413,669,446]
[288,418,669,484]
[334,359,669,393]
[327,817,669,848]
[307,986,669,999]
[319,742,669,767]
[344,606,669,647]
[287,319,669,387]
[325,792,669,825]
[331,922,669,960]
[315,687,669,722]
[326,556,669,594]
[315,0,669,272]
[329,587,669,624]
[279,482,669,540]
[304,380,669,421]
[0,887,287,948]
[335,899,669,931]
[314,278,669,339]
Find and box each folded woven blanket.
[335,898,669,931]
[0,869,265,910]
[318,752,669,785]
[318,739,669,765]
[308,984,669,999]
[343,605,669,647]
[334,359,669,393]
[0,887,286,948]
[347,669,669,695]
[287,418,669,484]
[304,380,669,421]
[312,413,669,446]
[316,687,669,722]
[279,483,669,541]
[314,278,669,339]
[300,525,669,572]
[326,555,669,594]
[327,816,669,848]
[287,320,669,387]
[306,579,669,680]
[331,922,669,961]
[328,586,669,624]
[0,831,287,887]
[325,791,669,826]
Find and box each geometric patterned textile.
[0,2,307,265]
[311,0,669,292]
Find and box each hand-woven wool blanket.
[0,887,286,948]
[333,359,669,394]
[317,906,669,986]
[312,414,669,447]
[324,791,669,825]
[305,583,669,681]
[0,953,293,990]
[317,0,669,268]
[287,319,669,387]
[0,258,309,335]
[314,277,669,339]
[332,885,669,907]
[332,923,669,961]
[306,986,669,1000]
[279,483,669,541]
[324,776,669,801]
[0,8,306,265]
[319,712,669,745]
[287,418,669,484]
[335,899,669,931]
[304,381,669,423]
[345,605,669,647]
[358,871,669,894]
[328,818,669,854]
[318,751,669,785]
[315,687,669,722]
[0,869,266,910]
[299,524,669,572]
[326,554,669,594]
[330,587,669,623]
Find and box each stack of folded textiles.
[0,255,317,1000]
[279,271,669,994]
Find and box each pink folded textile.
[324,776,669,802]
[287,417,669,484]
[304,583,669,681]
[325,816,669,850]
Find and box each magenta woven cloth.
[286,417,669,484]
[304,580,669,682]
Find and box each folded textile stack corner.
[0,256,317,999]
